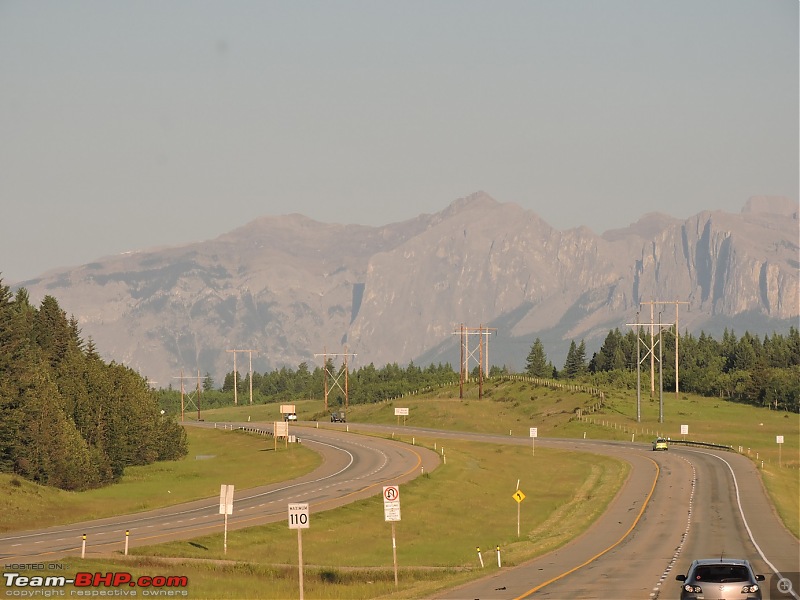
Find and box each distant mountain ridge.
[16,192,799,384]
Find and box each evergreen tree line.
[0,280,188,491]
[526,327,800,411]
[160,360,463,413]
[193,327,799,413]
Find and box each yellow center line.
[515,456,660,599]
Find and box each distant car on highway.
[284,413,297,422]
[330,411,346,423]
[676,558,764,600]
[652,437,669,451]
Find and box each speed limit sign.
[288,503,309,529]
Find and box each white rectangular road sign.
[394,408,409,416]
[529,427,538,438]
[288,503,310,529]
[274,421,289,437]
[219,484,234,515]
[680,424,689,436]
[383,485,401,522]
[280,404,296,414]
[777,435,784,444]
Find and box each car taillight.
[683,583,702,593]
[741,584,759,593]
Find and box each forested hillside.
[0,279,187,491]
[174,326,799,414]
[585,327,800,411]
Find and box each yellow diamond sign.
[513,489,526,503]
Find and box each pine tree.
[563,340,578,378]
[575,340,588,375]
[525,338,551,377]
[562,339,588,378]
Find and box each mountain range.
[15,192,799,386]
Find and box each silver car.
[676,558,765,600]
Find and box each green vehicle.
[652,437,669,451]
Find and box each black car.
[330,411,346,423]
[676,558,765,600]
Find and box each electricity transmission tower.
[640,300,689,397]
[314,347,357,411]
[453,324,496,399]
[172,369,203,422]
[627,313,673,423]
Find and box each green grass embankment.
[4,378,796,599]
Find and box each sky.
[1,1,798,284]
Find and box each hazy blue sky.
[2,1,797,283]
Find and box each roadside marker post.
[219,484,234,554]
[777,435,784,467]
[124,530,129,556]
[288,503,310,600]
[81,533,86,558]
[529,427,538,456]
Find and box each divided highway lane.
[336,424,798,600]
[0,422,440,563]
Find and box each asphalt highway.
[1,422,797,600]
[0,422,440,563]
[363,426,799,600]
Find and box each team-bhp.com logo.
[4,571,188,596]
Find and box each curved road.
[0,422,440,563]
[335,423,798,600]
[2,422,797,600]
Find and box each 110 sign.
[288,503,309,529]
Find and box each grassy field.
[4,378,797,599]
[0,427,320,532]
[66,438,630,599]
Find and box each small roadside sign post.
[383,485,401,588]
[681,424,689,440]
[512,486,526,537]
[219,484,234,555]
[394,407,409,426]
[288,503,309,600]
[529,427,538,456]
[777,435,784,467]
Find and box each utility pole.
[226,349,258,405]
[640,300,689,397]
[314,347,357,411]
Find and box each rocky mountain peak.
[15,194,798,384]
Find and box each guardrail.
[666,439,734,451]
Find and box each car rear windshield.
[694,565,750,582]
